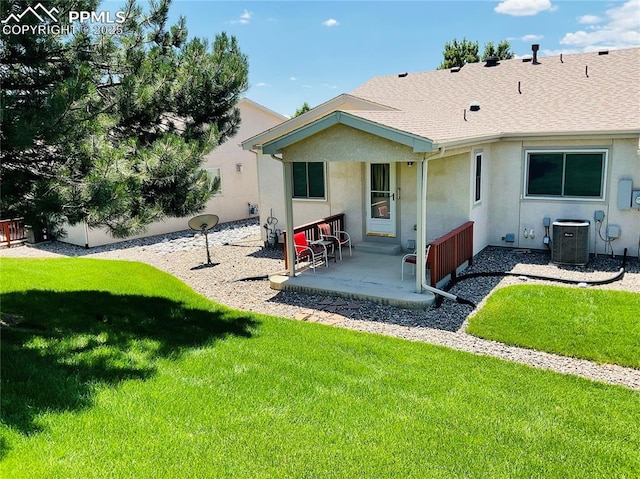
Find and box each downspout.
[415,148,442,293]
[418,144,476,308]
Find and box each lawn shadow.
[0,290,258,441]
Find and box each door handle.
[391,193,395,201]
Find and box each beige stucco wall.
[62,99,286,247]
[483,137,640,256]
[425,153,470,243]
[258,122,640,258]
[468,146,492,256]
[257,124,425,245]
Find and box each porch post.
[415,158,427,294]
[282,161,296,277]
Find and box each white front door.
[366,162,396,237]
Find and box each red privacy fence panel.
[429,221,474,287]
[0,218,27,248]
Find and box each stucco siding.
[485,137,639,256]
[425,153,470,242]
[284,124,420,163]
[469,146,492,256]
[485,141,524,248]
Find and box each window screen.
[526,151,605,199]
[564,153,603,197]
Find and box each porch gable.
[262,111,435,155]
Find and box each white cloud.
[232,10,252,24]
[255,82,269,87]
[495,0,556,17]
[321,83,338,89]
[322,18,339,27]
[578,15,601,25]
[521,34,543,42]
[560,0,640,49]
[290,76,297,81]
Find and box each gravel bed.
[2,219,639,390]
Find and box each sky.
[118,0,640,117]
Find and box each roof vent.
[450,66,461,73]
[469,101,480,112]
[531,44,540,64]
[521,55,532,63]
[484,56,500,67]
[598,49,609,55]
[398,72,408,78]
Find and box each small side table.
[311,239,337,264]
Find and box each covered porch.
[254,109,475,300]
[273,215,474,309]
[270,249,436,309]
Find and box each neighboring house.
[62,98,287,247]
[242,47,640,285]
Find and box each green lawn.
[467,285,640,368]
[1,258,639,478]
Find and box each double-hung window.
[525,149,607,199]
[293,162,325,199]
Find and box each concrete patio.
[269,250,436,308]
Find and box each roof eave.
[434,129,640,150]
[261,111,435,155]
[241,93,398,151]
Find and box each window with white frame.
[293,162,326,199]
[525,149,607,199]
[474,151,482,203]
[203,167,222,195]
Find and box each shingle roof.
[349,48,640,145]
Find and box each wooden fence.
[429,221,474,287]
[0,218,27,248]
[283,213,345,269]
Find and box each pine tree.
[438,38,479,69]
[438,38,513,69]
[0,0,249,239]
[293,102,311,117]
[481,40,514,61]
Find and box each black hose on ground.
[435,248,627,308]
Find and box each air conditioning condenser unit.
[552,220,590,265]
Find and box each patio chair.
[294,232,328,272]
[401,244,431,281]
[317,222,352,261]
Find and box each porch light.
[407,161,414,167]
[236,163,243,172]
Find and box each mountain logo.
[1,3,59,24]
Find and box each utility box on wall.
[617,179,632,209]
[552,220,590,266]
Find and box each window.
[293,162,325,199]
[203,167,222,195]
[525,150,606,199]
[474,151,482,203]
